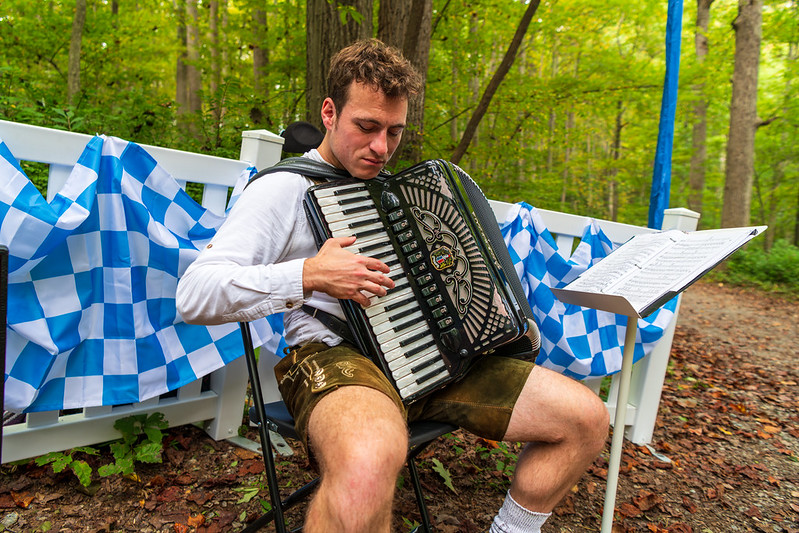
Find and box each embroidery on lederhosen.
[279,355,327,391]
[335,361,357,378]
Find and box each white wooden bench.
[0,118,698,465]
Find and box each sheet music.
[567,231,679,294]
[552,225,766,317]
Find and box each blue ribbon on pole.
[648,0,684,229]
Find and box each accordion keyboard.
[313,183,451,399]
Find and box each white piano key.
[370,310,424,336]
[399,371,450,399]
[365,287,415,316]
[331,221,385,238]
[316,190,370,206]
[321,198,375,215]
[376,320,428,346]
[388,345,440,374]
[395,361,446,389]
[326,208,380,226]
[382,331,436,361]
[313,183,367,199]
[367,300,417,327]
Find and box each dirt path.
[1,281,797,532]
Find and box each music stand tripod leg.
[601,315,638,533]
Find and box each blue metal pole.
[648,0,684,229]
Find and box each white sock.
[489,491,551,533]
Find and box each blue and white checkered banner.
[1,135,286,413]
[501,202,678,380]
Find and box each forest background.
[1,0,797,252]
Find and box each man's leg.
[495,365,609,530]
[304,385,408,533]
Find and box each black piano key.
[359,241,389,254]
[334,185,367,195]
[372,249,393,260]
[388,306,416,322]
[399,330,429,347]
[410,357,439,374]
[404,338,436,358]
[349,217,382,229]
[415,367,446,386]
[391,316,418,334]
[342,205,373,215]
[382,297,414,313]
[353,227,385,239]
[338,195,369,205]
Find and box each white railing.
[0,120,285,463]
[0,118,698,464]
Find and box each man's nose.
[370,130,388,156]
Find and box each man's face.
[317,81,408,180]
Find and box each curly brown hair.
[327,39,423,112]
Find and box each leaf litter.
[0,280,796,532]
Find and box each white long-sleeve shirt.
[176,150,344,348]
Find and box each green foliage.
[36,412,170,487]
[0,0,797,237]
[97,413,169,477]
[429,457,457,493]
[709,240,799,295]
[34,446,99,488]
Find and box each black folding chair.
[1,246,7,464]
[238,322,456,533]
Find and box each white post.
[240,129,285,171]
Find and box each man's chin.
[352,164,385,180]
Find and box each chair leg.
[240,322,288,533]
[407,456,434,533]
[240,477,320,533]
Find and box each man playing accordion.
[177,38,608,533]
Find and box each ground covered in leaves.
[1,281,797,532]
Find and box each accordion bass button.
[380,190,401,211]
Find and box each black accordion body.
[304,159,539,404]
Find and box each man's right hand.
[303,236,395,308]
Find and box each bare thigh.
[504,365,607,443]
[307,385,409,473]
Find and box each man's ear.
[320,97,337,130]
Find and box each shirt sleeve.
[176,172,312,325]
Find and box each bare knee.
[313,432,408,530]
[576,387,610,456]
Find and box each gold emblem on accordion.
[430,246,455,271]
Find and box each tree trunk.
[174,0,189,116]
[251,6,270,127]
[687,0,714,222]
[305,0,372,127]
[450,0,541,165]
[210,0,222,132]
[186,0,202,114]
[67,0,87,106]
[608,100,624,221]
[721,0,762,228]
[379,0,433,167]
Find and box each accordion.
[304,159,539,404]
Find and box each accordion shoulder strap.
[301,304,357,346]
[245,157,391,187]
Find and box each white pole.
[601,315,638,533]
